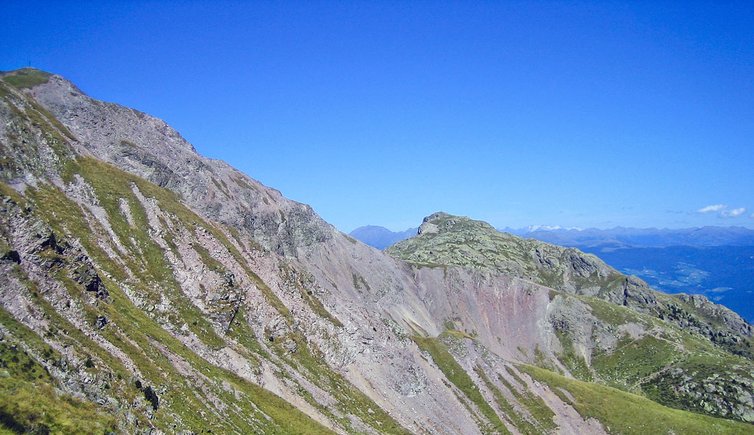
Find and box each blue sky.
[2,1,753,232]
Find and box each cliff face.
[0,68,752,434]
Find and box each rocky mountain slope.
[388,213,753,355]
[1,68,752,434]
[388,212,754,421]
[351,224,754,322]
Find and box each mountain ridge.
[514,226,754,249]
[1,68,753,433]
[388,212,752,344]
[353,221,754,321]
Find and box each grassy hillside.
[521,364,752,434]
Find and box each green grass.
[520,364,753,434]
[14,165,333,432]
[442,328,476,340]
[0,328,54,385]
[4,94,399,432]
[413,336,507,434]
[1,86,75,165]
[576,291,754,422]
[0,81,10,98]
[191,241,227,274]
[29,179,225,350]
[591,335,678,391]
[0,308,116,434]
[1,68,51,89]
[0,308,60,377]
[641,352,754,421]
[533,344,557,372]
[4,266,147,426]
[25,96,77,141]
[0,183,27,207]
[583,296,644,326]
[0,377,116,434]
[275,334,409,434]
[555,330,593,382]
[69,157,294,323]
[475,367,533,435]
[667,296,754,359]
[224,309,267,361]
[96,267,333,433]
[500,367,557,432]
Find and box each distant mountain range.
[349,225,417,249]
[504,225,754,249]
[352,224,754,322]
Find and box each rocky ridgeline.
[22,71,334,258]
[389,212,752,357]
[0,68,752,433]
[388,212,754,422]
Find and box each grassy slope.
[63,157,406,433]
[0,308,116,434]
[1,69,51,89]
[3,73,750,433]
[389,214,754,423]
[413,331,753,435]
[2,156,333,433]
[521,364,752,435]
[386,213,614,289]
[581,296,754,421]
[413,335,509,434]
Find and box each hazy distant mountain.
[349,225,417,249]
[508,226,754,249]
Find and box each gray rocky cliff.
[26,73,334,257]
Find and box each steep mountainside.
[1,68,752,434]
[389,213,752,354]
[388,213,754,422]
[354,224,754,321]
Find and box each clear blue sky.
[3,1,753,231]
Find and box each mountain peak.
[418,212,496,236]
[422,211,452,222]
[391,213,609,285]
[0,67,52,89]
